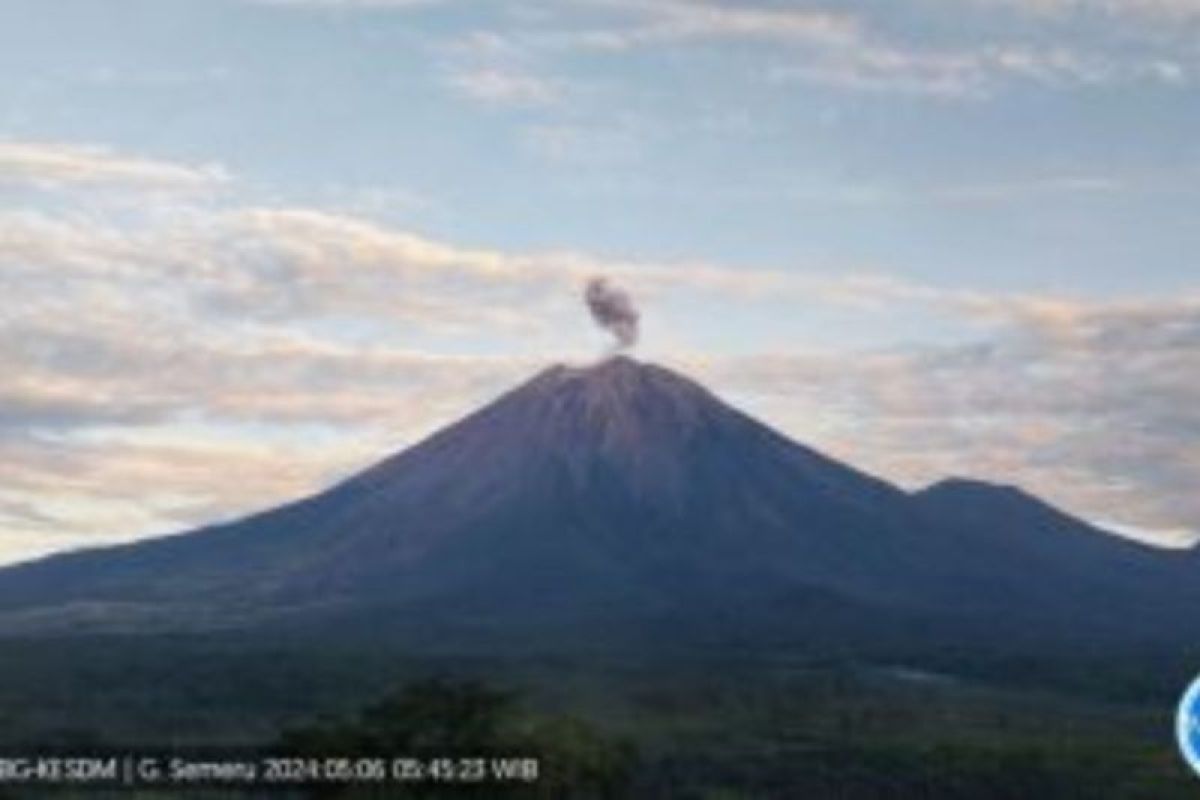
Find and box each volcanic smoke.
[584,277,640,350]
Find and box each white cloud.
[966,0,1200,21]
[521,0,1195,96]
[0,432,386,564]
[449,68,562,106]
[562,0,862,50]
[247,0,440,7]
[768,37,1187,97]
[693,294,1200,547]
[0,141,231,192]
[925,175,1125,204]
[1,139,1196,561]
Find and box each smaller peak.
[918,478,1039,504]
[924,477,1007,491]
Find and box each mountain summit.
[0,357,1195,650]
[352,355,903,519]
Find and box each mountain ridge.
[0,356,1194,652]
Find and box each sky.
[1,0,1198,564]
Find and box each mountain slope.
[911,478,1200,641]
[0,357,1193,652]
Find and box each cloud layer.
[1,138,1196,563]
[698,294,1200,547]
[0,141,231,192]
[432,0,1196,104]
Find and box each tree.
[278,678,635,799]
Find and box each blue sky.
[1,0,1198,562]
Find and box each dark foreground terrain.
[0,636,1196,799]
[1,360,1197,796]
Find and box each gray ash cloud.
[585,277,639,349]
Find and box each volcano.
[0,356,1195,652]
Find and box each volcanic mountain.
[0,356,1195,652]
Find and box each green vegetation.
[281,679,634,798]
[0,637,1195,797]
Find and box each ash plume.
[584,277,640,350]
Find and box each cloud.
[923,175,1125,204]
[448,68,562,106]
[767,37,1187,97]
[514,0,1194,97]
[0,141,231,192]
[0,334,537,564]
[559,0,862,50]
[439,28,571,116]
[2,139,1196,560]
[0,432,383,564]
[963,0,1200,22]
[1,202,886,336]
[693,295,1200,547]
[246,0,440,7]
